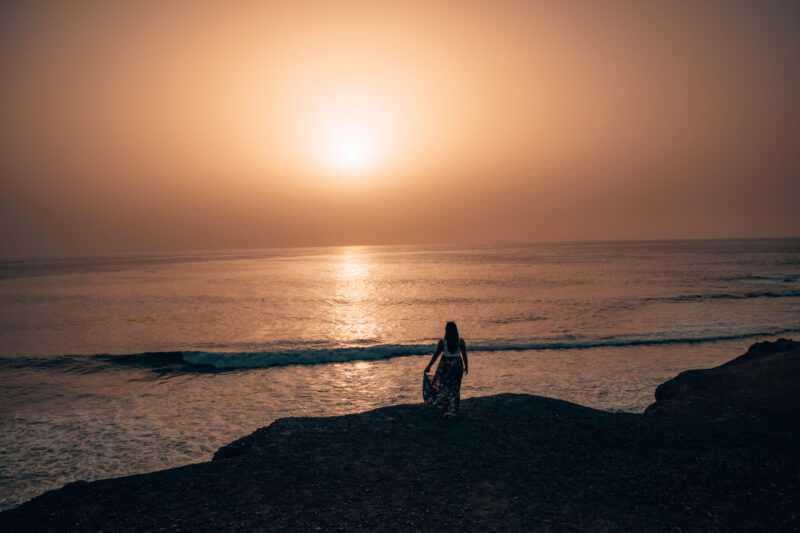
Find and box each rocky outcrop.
[645,338,800,418]
[3,391,799,532]
[2,341,800,532]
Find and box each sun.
[308,99,391,179]
[324,122,377,174]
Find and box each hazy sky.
[2,1,798,257]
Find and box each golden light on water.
[336,248,370,280]
[331,249,380,343]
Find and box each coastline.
[2,340,798,532]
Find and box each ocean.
[1,239,799,510]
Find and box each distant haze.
[2,1,798,257]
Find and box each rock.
[212,439,252,460]
[645,338,800,418]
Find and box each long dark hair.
[444,321,460,353]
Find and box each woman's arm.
[461,338,469,375]
[425,340,444,373]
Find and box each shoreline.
[3,327,800,371]
[0,336,769,512]
[2,339,799,531]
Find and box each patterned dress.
[423,340,464,415]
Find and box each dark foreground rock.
[645,338,800,418]
[2,344,800,532]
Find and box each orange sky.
[1,1,798,257]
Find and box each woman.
[424,321,469,416]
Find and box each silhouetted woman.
[424,321,469,416]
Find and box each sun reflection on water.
[330,248,382,344]
[336,248,370,280]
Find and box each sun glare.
[307,99,392,179]
[325,123,377,175]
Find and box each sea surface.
[1,239,799,510]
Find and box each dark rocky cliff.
[645,338,800,418]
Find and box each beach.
[2,339,798,532]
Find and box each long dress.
[423,340,464,415]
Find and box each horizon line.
[2,235,799,263]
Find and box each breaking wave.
[2,327,799,373]
[724,274,799,285]
[659,290,800,302]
